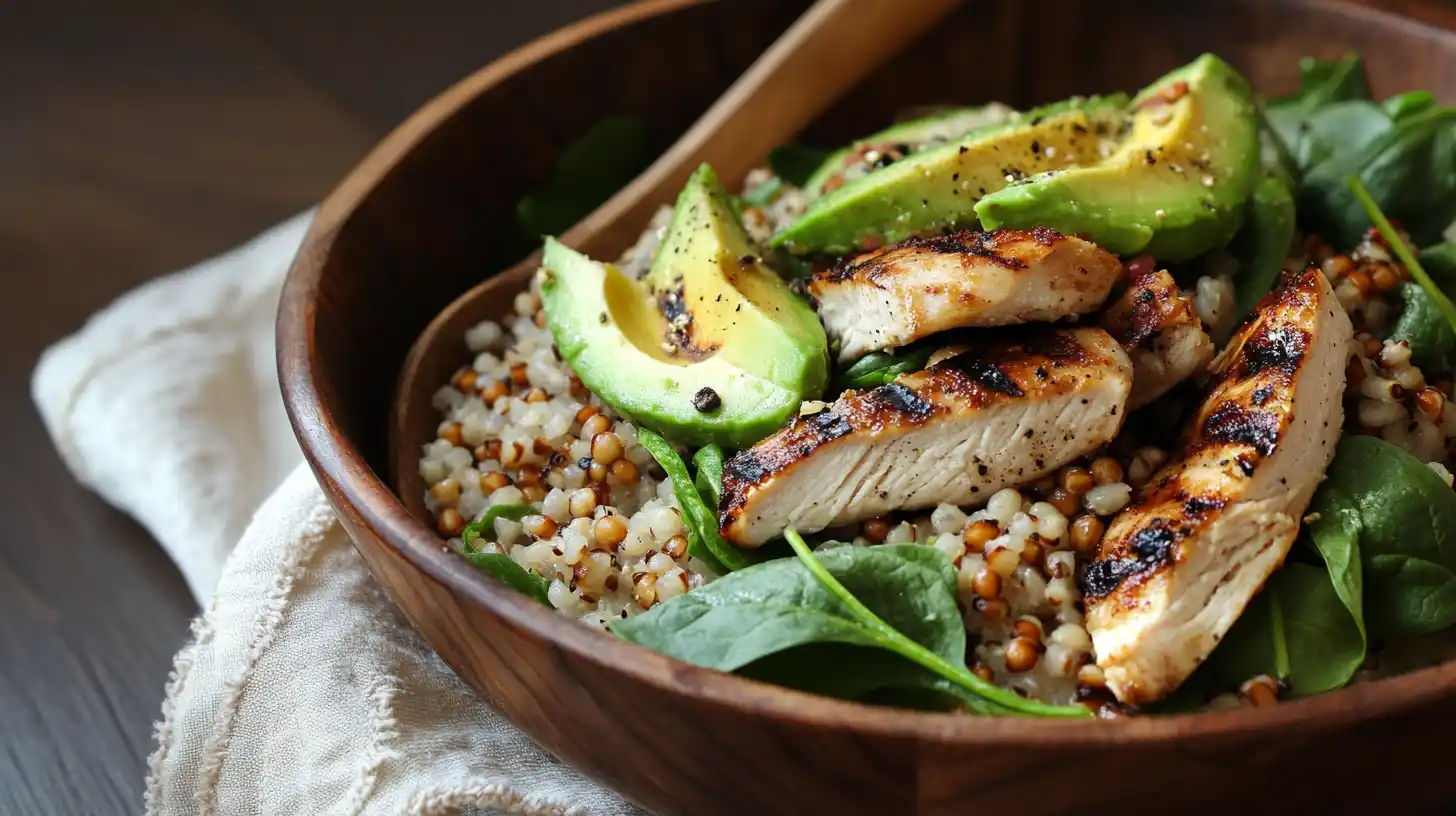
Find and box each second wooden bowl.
[279,1,1456,812]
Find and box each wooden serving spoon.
[392,0,959,504]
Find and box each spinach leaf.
[740,644,986,712]
[1350,178,1456,340]
[1210,562,1364,696]
[692,444,726,509]
[1262,54,1369,176]
[458,504,551,605]
[1297,53,1370,102]
[834,341,936,392]
[1230,172,1296,320]
[1420,242,1456,289]
[1294,100,1391,173]
[1391,281,1456,372]
[1313,435,1456,635]
[741,176,784,207]
[767,143,833,188]
[636,427,746,574]
[613,543,963,673]
[1304,107,1456,248]
[494,116,650,267]
[516,116,649,239]
[782,531,1086,717]
[459,552,552,606]
[460,503,537,549]
[1385,90,1436,122]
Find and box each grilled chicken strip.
[719,327,1133,547]
[811,228,1123,362]
[1083,268,1352,705]
[1099,265,1215,409]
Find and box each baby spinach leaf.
[637,428,746,574]
[1262,54,1369,176]
[1385,90,1437,122]
[767,143,833,188]
[1297,53,1370,103]
[1391,282,1456,372]
[783,531,1086,717]
[1386,245,1456,373]
[1350,178,1456,340]
[1364,555,1456,635]
[741,176,784,207]
[613,543,962,672]
[1293,100,1391,173]
[1304,107,1456,248]
[740,644,986,712]
[458,504,551,605]
[516,116,649,239]
[1210,562,1364,696]
[460,552,552,606]
[1313,436,1456,635]
[1230,171,1296,320]
[834,340,937,392]
[460,503,537,549]
[692,443,726,507]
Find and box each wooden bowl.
[279,1,1456,812]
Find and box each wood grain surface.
[0,2,620,813]
[280,1,1456,814]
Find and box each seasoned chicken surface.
[811,228,1123,362]
[1084,268,1352,705]
[1099,265,1215,409]
[719,327,1133,546]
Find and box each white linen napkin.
[31,215,637,815]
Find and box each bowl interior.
[286,0,1456,739]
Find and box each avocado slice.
[800,102,1017,199]
[976,55,1260,261]
[539,165,828,448]
[771,95,1127,256]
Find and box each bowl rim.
[279,0,1456,744]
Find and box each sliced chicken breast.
[1099,265,1215,409]
[1083,267,1352,706]
[811,228,1124,362]
[720,327,1133,546]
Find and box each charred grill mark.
[1183,495,1227,519]
[1200,402,1282,457]
[1250,385,1273,406]
[1101,267,1191,350]
[720,410,854,525]
[1238,324,1310,378]
[870,382,934,418]
[818,227,1069,284]
[937,356,1024,397]
[1083,523,1180,599]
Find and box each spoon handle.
[560,0,960,261]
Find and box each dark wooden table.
[0,3,617,812]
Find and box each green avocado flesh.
[800,103,1017,199]
[976,54,1261,261]
[539,165,828,448]
[771,95,1128,256]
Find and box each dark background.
[0,2,619,812]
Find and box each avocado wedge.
[800,102,1016,199]
[976,54,1261,261]
[539,165,828,448]
[772,96,1128,256]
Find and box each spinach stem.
[1347,176,1456,336]
[784,529,1093,718]
[1269,588,1292,682]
